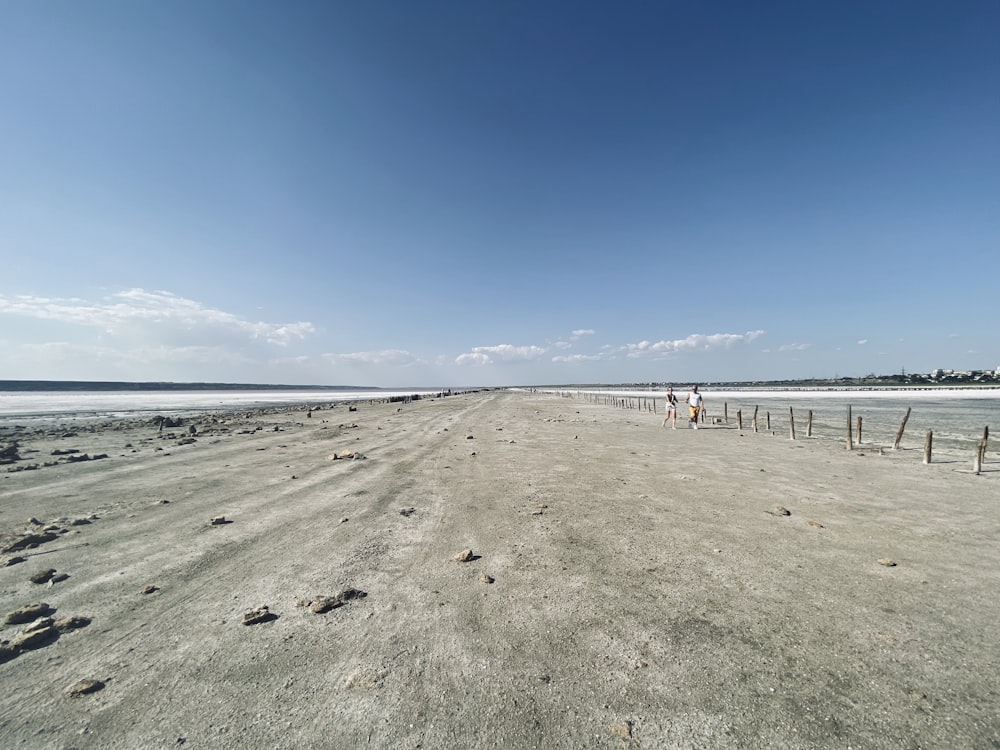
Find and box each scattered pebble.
[242,606,277,625]
[55,615,91,631]
[67,679,105,697]
[329,450,366,460]
[807,520,825,528]
[399,508,416,517]
[140,585,159,595]
[611,720,633,741]
[210,516,229,525]
[5,602,50,625]
[774,506,791,516]
[29,568,57,584]
[877,558,897,567]
[454,549,475,563]
[297,589,368,613]
[339,517,349,524]
[478,573,495,584]
[11,624,58,651]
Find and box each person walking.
[685,385,704,429]
[661,386,678,429]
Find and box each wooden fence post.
[789,406,796,440]
[893,407,912,450]
[752,406,759,433]
[766,411,771,430]
[975,426,989,475]
[846,405,853,450]
[923,430,932,464]
[856,416,863,445]
[737,409,743,430]
[807,410,813,438]
[724,402,728,424]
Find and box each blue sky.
[2,1,997,387]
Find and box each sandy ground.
[1,390,998,749]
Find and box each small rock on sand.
[478,573,495,584]
[210,516,229,525]
[5,603,50,625]
[454,549,474,562]
[29,568,57,584]
[11,624,58,651]
[611,720,633,741]
[298,589,368,614]
[807,520,825,528]
[67,679,105,697]
[140,585,159,594]
[877,558,897,567]
[242,606,277,625]
[54,615,91,631]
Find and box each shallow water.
[0,388,445,427]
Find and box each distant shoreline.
[0,380,430,393]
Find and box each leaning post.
[893,407,912,450]
[789,406,796,440]
[846,405,854,450]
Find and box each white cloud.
[0,289,315,346]
[455,352,492,366]
[778,343,810,352]
[331,349,422,367]
[624,330,765,358]
[570,329,595,340]
[455,344,547,366]
[552,353,605,363]
[857,339,868,345]
[553,341,572,350]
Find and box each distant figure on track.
[686,385,704,429]
[661,386,678,429]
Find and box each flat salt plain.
[1,388,997,748]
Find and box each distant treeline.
[0,381,377,393]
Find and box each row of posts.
[574,392,990,475]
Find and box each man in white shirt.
[685,385,704,429]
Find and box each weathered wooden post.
[923,430,932,464]
[975,426,989,475]
[806,410,813,438]
[766,411,771,430]
[893,407,912,450]
[856,416,863,445]
[846,405,853,450]
[724,402,728,424]
[737,409,743,430]
[752,405,759,433]
[789,406,796,440]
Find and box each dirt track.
[1,390,998,748]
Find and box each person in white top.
[685,385,704,429]
[661,386,678,429]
